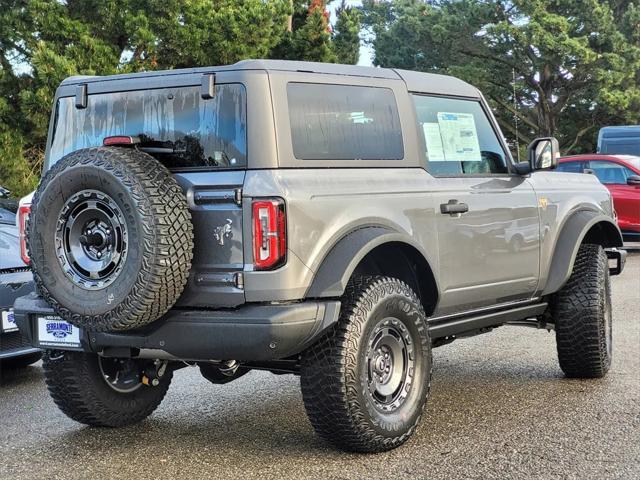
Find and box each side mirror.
[527,137,560,170]
[513,162,532,175]
[0,185,10,198]
[627,174,640,186]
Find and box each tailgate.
[174,170,245,308]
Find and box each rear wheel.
[42,350,172,427]
[301,276,432,452]
[552,244,612,378]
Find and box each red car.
[558,154,640,240]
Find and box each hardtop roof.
[60,59,481,98]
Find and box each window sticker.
[422,123,446,161]
[436,112,481,162]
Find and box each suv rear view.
[14,60,624,453]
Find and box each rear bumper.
[13,293,340,362]
[0,330,40,360]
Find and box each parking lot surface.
[1,253,638,480]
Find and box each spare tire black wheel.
[28,147,193,332]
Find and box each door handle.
[440,199,469,215]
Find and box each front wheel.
[552,244,612,378]
[43,350,172,427]
[301,276,432,452]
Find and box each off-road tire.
[301,276,432,453]
[42,350,172,427]
[28,147,193,332]
[552,243,612,378]
[0,351,42,369]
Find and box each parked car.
[14,60,625,452]
[558,155,640,240]
[0,187,40,369]
[598,125,640,156]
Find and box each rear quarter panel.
[241,168,441,302]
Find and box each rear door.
[411,94,540,315]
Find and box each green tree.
[363,0,640,154]
[333,0,361,64]
[0,0,363,196]
[273,0,337,62]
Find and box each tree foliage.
[363,0,640,155]
[0,0,361,197]
[334,0,362,64]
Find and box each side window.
[588,161,635,184]
[556,161,585,173]
[412,95,509,176]
[287,83,403,160]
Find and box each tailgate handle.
[440,199,469,216]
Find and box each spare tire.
[28,147,193,332]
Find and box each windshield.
[49,84,247,170]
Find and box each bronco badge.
[213,219,233,246]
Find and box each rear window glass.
[287,83,403,160]
[49,84,247,170]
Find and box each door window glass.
[588,161,635,184]
[556,161,585,173]
[412,95,508,175]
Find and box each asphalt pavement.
[1,254,638,480]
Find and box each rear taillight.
[18,204,31,265]
[252,199,286,270]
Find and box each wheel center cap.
[375,356,386,373]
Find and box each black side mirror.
[627,174,640,186]
[527,137,560,170]
[513,162,532,175]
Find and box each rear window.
[287,83,403,160]
[49,84,247,170]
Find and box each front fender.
[542,211,622,295]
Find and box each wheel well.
[582,221,623,248]
[352,242,438,315]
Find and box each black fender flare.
[542,211,622,295]
[305,226,436,298]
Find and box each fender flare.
[305,226,436,298]
[542,211,622,295]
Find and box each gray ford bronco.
[14,60,626,452]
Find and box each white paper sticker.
[437,112,481,162]
[1,310,18,332]
[37,316,81,348]
[422,123,446,161]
